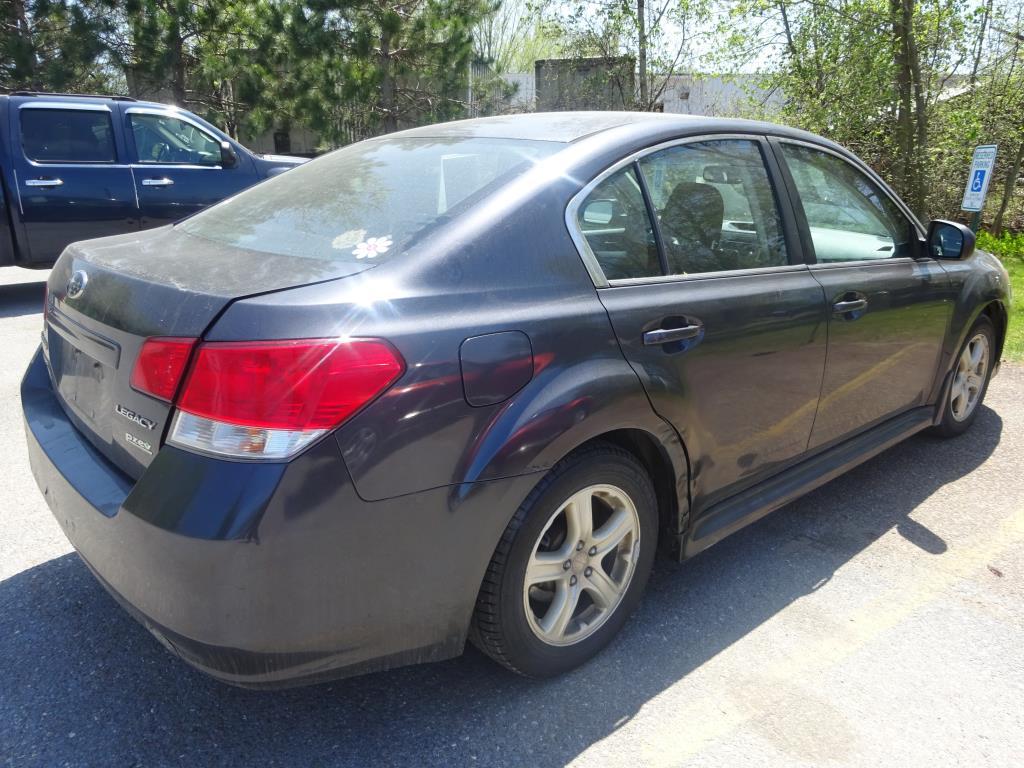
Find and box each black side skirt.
[684,407,934,557]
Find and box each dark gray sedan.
[23,112,1010,687]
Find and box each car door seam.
[593,284,694,532]
[804,266,832,452]
[12,167,23,215]
[128,165,140,211]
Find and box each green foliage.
[243,0,490,144]
[537,0,711,110]
[927,2,1024,232]
[977,231,1024,360]
[3,0,491,147]
[474,1,562,73]
[978,230,1024,261]
[717,0,1023,228]
[2,0,1022,204]
[1,0,122,93]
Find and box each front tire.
[931,316,995,438]
[470,443,658,677]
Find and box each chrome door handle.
[643,325,702,345]
[141,178,174,187]
[25,178,63,187]
[832,299,868,314]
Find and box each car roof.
[389,111,831,146]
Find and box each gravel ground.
[1,267,1022,767]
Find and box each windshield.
[179,136,563,262]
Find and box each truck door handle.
[832,299,868,314]
[643,325,702,345]
[141,178,174,187]
[25,177,63,188]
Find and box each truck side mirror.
[926,219,975,260]
[220,141,239,169]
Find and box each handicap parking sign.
[962,145,997,212]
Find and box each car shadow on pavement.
[0,406,1003,767]
[0,280,46,319]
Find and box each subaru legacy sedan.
[24,112,1009,687]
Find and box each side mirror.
[926,219,975,260]
[220,141,239,169]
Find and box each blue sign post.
[961,145,998,230]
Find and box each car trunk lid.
[44,226,373,480]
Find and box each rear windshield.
[179,136,562,262]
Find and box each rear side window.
[576,167,661,280]
[20,109,116,163]
[575,139,789,281]
[638,139,788,274]
[179,137,561,262]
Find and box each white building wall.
[659,74,783,116]
[501,72,536,109]
[246,125,321,156]
[494,70,784,117]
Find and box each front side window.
[20,109,116,163]
[129,113,222,165]
[780,144,917,262]
[577,167,661,280]
[638,139,789,274]
[180,136,561,263]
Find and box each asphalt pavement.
[1,267,1022,767]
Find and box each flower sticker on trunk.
[352,236,393,259]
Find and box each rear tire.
[470,443,657,677]
[931,316,995,438]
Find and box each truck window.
[20,109,116,164]
[129,113,222,165]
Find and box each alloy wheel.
[950,332,989,422]
[523,484,640,646]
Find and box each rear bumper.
[22,348,530,687]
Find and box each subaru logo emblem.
[66,270,88,299]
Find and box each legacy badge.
[115,403,157,430]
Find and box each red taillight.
[131,337,196,402]
[177,338,404,431]
[134,336,403,460]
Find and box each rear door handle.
[643,325,702,345]
[141,177,174,187]
[25,178,63,188]
[832,299,868,314]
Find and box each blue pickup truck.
[0,91,306,268]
